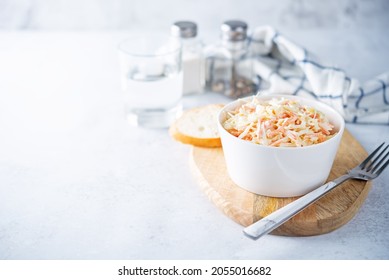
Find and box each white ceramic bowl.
[218,95,345,197]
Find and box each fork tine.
[367,144,389,172]
[359,142,385,169]
[375,157,389,176]
[370,147,389,174]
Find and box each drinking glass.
[118,34,183,128]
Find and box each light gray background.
[0,0,388,260]
[1,0,388,81]
[1,0,388,31]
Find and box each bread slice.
[169,104,224,147]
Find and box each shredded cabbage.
[223,97,336,147]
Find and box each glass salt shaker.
[204,20,257,98]
[171,21,204,95]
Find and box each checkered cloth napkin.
[248,26,389,124]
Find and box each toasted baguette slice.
[169,104,224,147]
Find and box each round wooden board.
[190,129,372,236]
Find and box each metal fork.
[243,142,389,240]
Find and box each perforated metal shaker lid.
[221,20,248,41]
[171,21,198,38]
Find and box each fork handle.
[243,174,351,239]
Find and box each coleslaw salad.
[222,97,336,147]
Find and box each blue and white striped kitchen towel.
[248,26,389,124]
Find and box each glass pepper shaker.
[171,21,204,95]
[204,20,257,98]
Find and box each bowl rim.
[217,94,345,151]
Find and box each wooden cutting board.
[190,129,372,236]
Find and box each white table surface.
[0,31,388,260]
